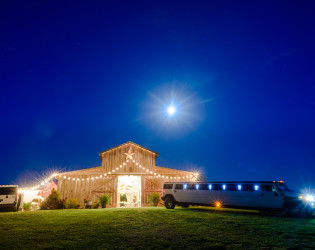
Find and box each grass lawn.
[0,207,314,249]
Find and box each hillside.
[0,207,314,249]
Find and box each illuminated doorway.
[117,175,141,208]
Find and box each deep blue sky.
[1,1,314,190]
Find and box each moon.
[167,105,176,115]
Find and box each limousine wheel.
[165,197,176,209]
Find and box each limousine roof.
[164,181,285,184]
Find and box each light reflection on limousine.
[161,181,314,217]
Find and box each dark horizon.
[1,1,315,192]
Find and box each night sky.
[1,1,314,191]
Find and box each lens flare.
[167,106,176,115]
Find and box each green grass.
[0,207,314,249]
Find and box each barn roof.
[59,165,195,176]
[59,166,102,175]
[99,141,159,157]
[154,166,195,175]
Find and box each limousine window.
[184,184,192,189]
[277,183,289,191]
[227,184,238,191]
[199,184,209,190]
[242,184,255,191]
[260,185,275,192]
[0,187,17,195]
[175,184,183,190]
[212,184,222,190]
[163,184,173,189]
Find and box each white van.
[0,185,19,212]
[161,181,314,217]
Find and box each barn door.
[91,177,118,207]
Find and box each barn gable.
[99,141,158,174]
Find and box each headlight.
[305,195,314,202]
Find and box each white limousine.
[161,181,314,217]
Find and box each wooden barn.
[56,141,199,207]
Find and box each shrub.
[84,199,92,209]
[65,198,78,209]
[148,192,160,206]
[23,202,32,211]
[92,202,99,209]
[40,188,64,210]
[99,194,110,208]
[120,194,127,202]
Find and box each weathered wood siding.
[100,143,157,174]
[58,175,118,207]
[141,176,164,206]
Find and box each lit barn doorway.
[117,175,141,208]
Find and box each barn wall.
[141,176,164,206]
[58,175,118,207]
[100,143,156,174]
